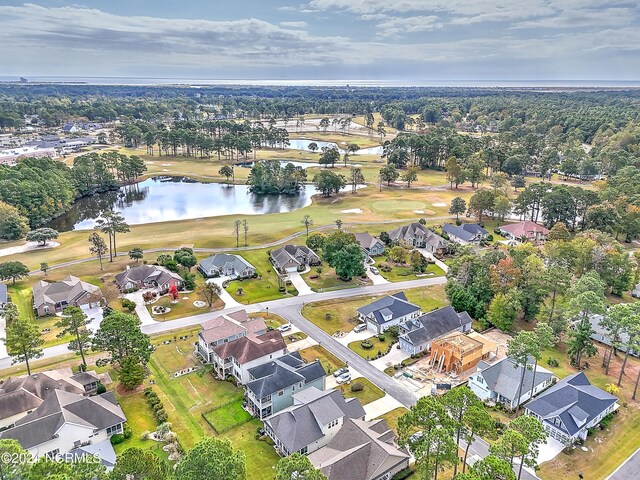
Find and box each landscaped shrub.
[379,263,392,272]
[487,234,494,241]
[378,334,385,342]
[155,410,168,423]
[360,340,373,349]
[110,434,125,445]
[121,298,136,312]
[392,467,415,480]
[96,383,106,394]
[547,357,559,367]
[123,424,132,439]
[351,382,364,392]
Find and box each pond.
[236,160,362,169]
[286,139,383,156]
[47,176,325,232]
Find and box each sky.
[0,0,639,81]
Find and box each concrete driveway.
[206,276,241,308]
[336,328,371,346]
[417,248,449,273]
[371,345,411,371]
[81,305,104,332]
[364,394,404,420]
[366,268,389,285]
[536,437,565,464]
[123,289,156,326]
[287,271,313,296]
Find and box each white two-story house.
[357,292,422,335]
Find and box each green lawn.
[203,400,252,433]
[147,276,223,320]
[375,407,409,435]
[301,284,448,336]
[337,377,385,405]
[302,266,371,292]
[378,263,445,282]
[298,345,345,374]
[348,335,394,360]
[225,249,297,304]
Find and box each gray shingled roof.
[354,232,384,251]
[114,264,182,288]
[199,254,254,274]
[399,307,472,346]
[525,372,618,436]
[270,245,318,270]
[265,387,365,454]
[0,282,7,304]
[308,418,410,480]
[388,223,449,249]
[442,223,488,242]
[32,275,103,309]
[246,354,325,399]
[357,292,421,326]
[477,356,554,402]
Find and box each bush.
[155,410,168,423]
[123,424,133,439]
[547,357,559,367]
[351,382,364,392]
[487,234,494,241]
[96,383,106,394]
[110,434,125,445]
[392,467,415,480]
[121,298,136,312]
[378,334,385,342]
[379,263,392,272]
[360,340,373,349]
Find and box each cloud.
[279,21,309,28]
[375,15,442,37]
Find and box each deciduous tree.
[175,437,246,480]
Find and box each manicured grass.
[298,345,346,374]
[536,343,640,480]
[378,263,445,283]
[203,400,252,433]
[150,327,201,374]
[348,335,394,360]
[147,278,222,321]
[220,419,280,480]
[225,249,296,304]
[375,407,409,435]
[284,332,308,344]
[337,377,385,405]
[302,266,371,292]
[301,284,448,335]
[252,312,287,329]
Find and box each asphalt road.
[0,276,446,371]
[607,447,640,480]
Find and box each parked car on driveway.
[278,323,292,332]
[353,323,367,333]
[336,372,351,384]
[370,266,379,275]
[333,367,349,377]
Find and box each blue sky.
[0,1,639,80]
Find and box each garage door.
[285,266,298,273]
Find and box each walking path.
[0,241,60,258]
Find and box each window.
[45,449,59,459]
[278,390,284,396]
[107,424,122,435]
[327,419,339,428]
[299,446,308,455]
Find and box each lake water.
[236,160,362,169]
[286,139,383,156]
[47,176,321,232]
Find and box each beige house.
[32,276,105,317]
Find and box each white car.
[278,323,292,332]
[370,266,379,275]
[353,323,367,333]
[336,372,351,384]
[333,367,349,377]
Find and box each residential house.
[354,232,385,261]
[32,276,105,317]
[0,368,101,430]
[387,222,449,256]
[198,253,256,279]
[468,356,555,409]
[62,123,79,134]
[309,418,410,480]
[211,330,287,384]
[114,264,182,292]
[498,221,549,243]
[270,245,321,273]
[264,387,365,456]
[398,306,473,355]
[588,313,638,356]
[245,352,325,419]
[357,292,422,335]
[442,223,489,244]
[197,310,267,363]
[429,331,497,375]
[0,282,7,308]
[524,372,619,445]
[0,389,126,465]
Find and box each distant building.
[524,372,618,445]
[245,352,325,419]
[198,253,256,279]
[429,331,497,375]
[0,282,7,307]
[587,313,638,357]
[442,223,489,244]
[357,292,422,335]
[308,418,410,480]
[264,387,365,456]
[270,245,321,273]
[468,356,555,409]
[114,265,182,292]
[498,221,549,243]
[398,306,472,355]
[387,223,449,255]
[197,310,267,363]
[32,275,105,317]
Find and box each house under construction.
[429,331,497,375]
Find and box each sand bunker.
[413,210,424,214]
[432,202,447,207]
[341,208,363,214]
